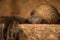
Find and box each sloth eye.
[42,20,48,24]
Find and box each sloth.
[2,4,60,40]
[27,4,60,24]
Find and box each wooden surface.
[14,24,60,40]
[0,24,60,40]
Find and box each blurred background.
[0,0,60,19]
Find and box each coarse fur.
[27,4,60,24]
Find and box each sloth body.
[1,4,60,40]
[27,4,60,24]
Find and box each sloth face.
[28,15,43,24]
[28,14,49,24]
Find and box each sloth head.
[28,4,60,24]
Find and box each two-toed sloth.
[27,4,60,24]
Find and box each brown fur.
[27,4,60,24]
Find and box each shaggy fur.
[27,4,60,24]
